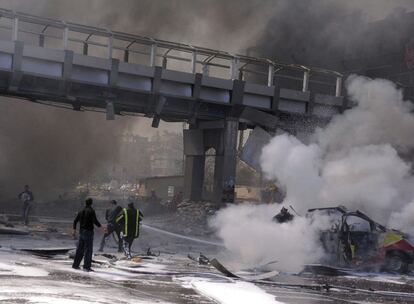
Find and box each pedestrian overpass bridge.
[0,9,345,203]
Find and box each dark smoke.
[0,0,414,200]
[249,1,414,70]
[0,100,125,199]
[0,0,275,200]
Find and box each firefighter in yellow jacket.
[115,202,143,259]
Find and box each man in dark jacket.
[98,200,123,252]
[115,202,143,259]
[18,185,34,226]
[72,198,102,271]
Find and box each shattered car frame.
[307,206,414,273]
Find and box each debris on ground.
[188,253,210,265]
[0,226,29,235]
[176,200,217,226]
[146,247,160,257]
[210,258,280,281]
[131,256,143,263]
[19,247,76,257]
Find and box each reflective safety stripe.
[115,213,123,223]
[350,244,356,259]
[123,208,128,237]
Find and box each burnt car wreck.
[271,206,414,274]
[307,207,414,273]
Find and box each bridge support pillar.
[183,119,238,205]
[184,155,205,202]
[213,119,238,204]
[183,127,205,202]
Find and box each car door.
[339,213,379,263]
[307,208,344,264]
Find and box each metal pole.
[106,101,115,120]
[62,25,69,50]
[335,76,343,97]
[230,58,239,80]
[190,51,197,74]
[150,44,157,67]
[239,70,244,81]
[124,50,129,63]
[39,34,44,47]
[202,64,210,76]
[12,16,19,41]
[302,70,309,92]
[83,43,88,55]
[107,34,113,59]
[267,65,274,86]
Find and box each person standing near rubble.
[18,185,34,226]
[115,202,143,259]
[72,198,102,272]
[98,200,123,252]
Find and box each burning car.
[307,206,414,273]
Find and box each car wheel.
[384,252,409,274]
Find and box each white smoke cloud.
[320,145,411,222]
[389,201,414,236]
[210,203,330,273]
[212,75,414,272]
[260,75,414,225]
[261,134,322,206]
[315,76,414,153]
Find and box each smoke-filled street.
[3,0,414,303]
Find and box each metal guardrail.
[0,8,343,97]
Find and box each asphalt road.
[1,217,414,303]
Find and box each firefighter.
[98,200,123,252]
[72,198,102,271]
[115,202,143,259]
[273,207,294,223]
[18,185,34,226]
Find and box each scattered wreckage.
[305,206,414,274]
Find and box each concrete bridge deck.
[0,9,345,203]
[0,8,344,130]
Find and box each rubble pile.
[176,200,217,225]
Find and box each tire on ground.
[383,251,409,274]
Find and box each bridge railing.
[0,8,343,97]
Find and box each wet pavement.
[1,217,414,303]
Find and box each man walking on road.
[18,185,34,226]
[72,198,103,271]
[115,202,143,259]
[99,200,123,252]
